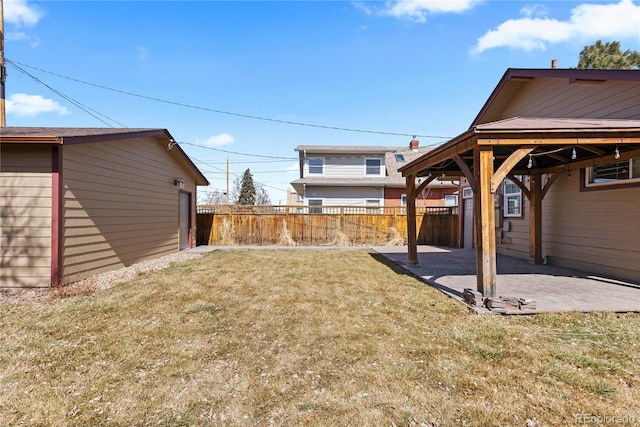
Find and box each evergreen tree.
[577,40,640,70]
[236,168,257,205]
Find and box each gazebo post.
[529,172,544,264]
[474,146,497,297]
[406,173,419,266]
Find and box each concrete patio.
[372,245,640,314]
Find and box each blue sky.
[4,0,640,203]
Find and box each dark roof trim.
[60,129,173,145]
[0,127,209,186]
[295,145,402,154]
[470,68,640,127]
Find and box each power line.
[181,141,297,160]
[6,59,453,139]
[190,155,291,194]
[7,60,127,128]
[197,158,296,164]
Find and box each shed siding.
[0,145,52,287]
[499,79,640,120]
[497,173,640,282]
[61,137,196,282]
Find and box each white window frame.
[444,194,458,207]
[307,198,323,214]
[401,194,407,207]
[585,158,640,187]
[365,198,383,213]
[308,158,324,175]
[462,187,473,199]
[503,177,522,218]
[364,158,383,176]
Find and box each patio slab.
[372,245,640,314]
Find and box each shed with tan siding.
[1,127,209,288]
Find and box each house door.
[179,192,191,250]
[463,197,474,249]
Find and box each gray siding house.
[291,141,457,209]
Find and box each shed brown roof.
[0,127,209,185]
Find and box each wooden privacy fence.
[196,205,459,247]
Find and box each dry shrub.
[386,226,405,246]
[277,219,296,246]
[48,279,97,300]
[219,218,237,245]
[328,230,351,246]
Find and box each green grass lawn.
[1,249,639,426]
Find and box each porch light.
[571,147,577,160]
[614,146,620,159]
[174,177,185,190]
[527,155,533,169]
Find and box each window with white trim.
[586,158,640,186]
[365,158,382,176]
[503,177,522,217]
[365,199,382,213]
[308,158,323,175]
[401,194,407,206]
[444,194,458,207]
[308,199,323,214]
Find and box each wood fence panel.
[196,206,459,248]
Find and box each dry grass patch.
[1,249,639,426]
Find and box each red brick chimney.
[409,136,419,151]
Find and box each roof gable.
[472,68,640,126]
[0,127,209,186]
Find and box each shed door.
[179,192,191,250]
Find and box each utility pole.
[0,0,6,126]
[226,158,229,205]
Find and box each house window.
[365,158,382,176]
[586,158,640,186]
[462,187,473,199]
[365,199,382,213]
[308,199,323,214]
[503,177,522,217]
[444,194,458,207]
[308,158,323,175]
[394,154,406,162]
[401,194,407,206]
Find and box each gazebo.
[400,118,640,298]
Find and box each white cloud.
[6,93,69,116]
[520,4,549,19]
[4,0,43,26]
[365,0,483,23]
[202,133,235,146]
[5,31,41,47]
[283,162,300,172]
[473,0,640,54]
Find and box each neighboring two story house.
[290,139,458,210]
